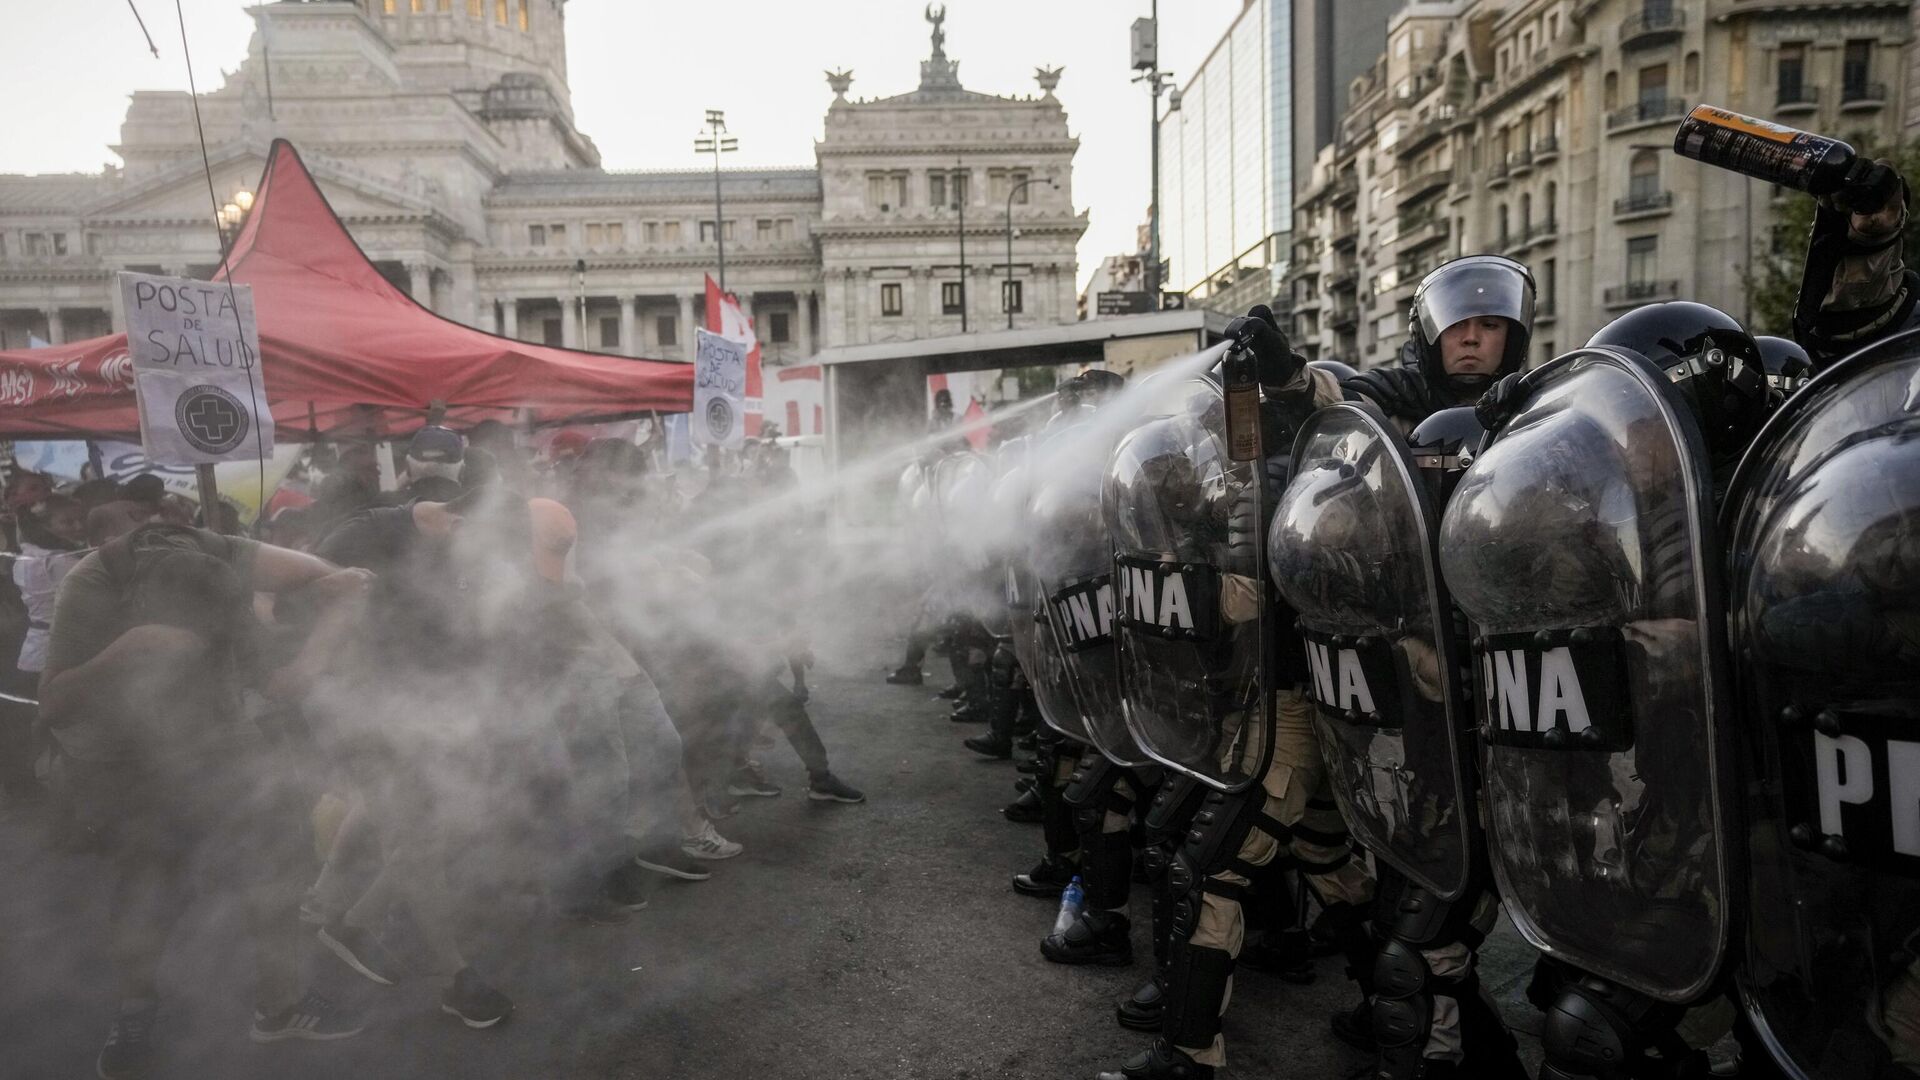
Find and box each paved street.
[0,617,1544,1080]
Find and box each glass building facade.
[1159,0,1293,299]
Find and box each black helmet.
[1306,359,1359,381]
[1069,368,1127,407]
[1407,405,1484,505]
[1409,255,1536,397]
[1586,301,1773,462]
[1754,335,1813,393]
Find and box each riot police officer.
[1096,359,1376,1080]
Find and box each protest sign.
[692,327,747,449]
[118,271,273,465]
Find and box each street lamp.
[694,110,739,293]
[1133,3,1175,303]
[1005,177,1059,329]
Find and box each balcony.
[1327,261,1359,290]
[1295,291,1323,312]
[1398,166,1453,204]
[1395,108,1456,159]
[1776,85,1820,114]
[1523,221,1559,249]
[1272,293,1297,316]
[1330,174,1360,207]
[1488,162,1511,189]
[1604,279,1681,308]
[1533,135,1562,164]
[1614,190,1674,220]
[1397,214,1451,252]
[1329,303,1360,330]
[1620,6,1685,51]
[1506,147,1536,178]
[1331,221,1359,251]
[1841,82,1888,111]
[1607,97,1689,133]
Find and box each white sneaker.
[681,821,743,861]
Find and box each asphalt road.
[0,621,1547,1080]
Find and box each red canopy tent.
[0,139,691,441]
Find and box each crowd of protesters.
[0,421,861,1080]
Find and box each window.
[1544,182,1557,227]
[928,172,946,208]
[1627,235,1658,285]
[777,219,794,240]
[1844,41,1873,97]
[496,0,508,24]
[528,224,546,247]
[757,219,775,242]
[599,317,620,350]
[1684,51,1701,94]
[549,224,566,247]
[585,223,604,247]
[1604,71,1619,111]
[1778,45,1806,102]
[411,0,425,13]
[867,171,908,210]
[605,222,623,246]
[880,283,904,317]
[930,170,967,208]
[1010,171,1031,204]
[50,233,67,256]
[768,312,791,343]
[941,282,965,315]
[24,233,46,256]
[1002,280,1023,314]
[438,0,452,11]
[699,220,735,242]
[541,319,562,347]
[644,222,659,243]
[1638,63,1668,106]
[1497,206,1509,246]
[469,0,483,15]
[1628,150,1661,199]
[1542,258,1557,313]
[1520,194,1532,233]
[517,0,529,30]
[656,315,678,347]
[383,0,396,12]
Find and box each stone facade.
[1285,0,1913,369]
[0,0,1084,366]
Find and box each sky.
[2,0,1250,291]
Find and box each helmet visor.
[1415,257,1536,343]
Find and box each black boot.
[1040,908,1133,966]
[1239,927,1316,984]
[1330,998,1376,1053]
[1094,1039,1214,1080]
[1002,786,1044,823]
[1012,855,1076,898]
[885,665,923,685]
[1116,975,1165,1032]
[963,731,1013,759]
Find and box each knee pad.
[1538,974,1684,1080]
[1179,788,1276,880]
[1061,753,1113,811]
[1372,937,1433,1077]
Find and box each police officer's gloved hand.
[1224,305,1304,387]
[1835,158,1906,218]
[1474,372,1528,433]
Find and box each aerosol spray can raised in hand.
[1672,104,1863,197]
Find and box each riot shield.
[1270,401,1473,901]
[1105,376,1270,793]
[1437,346,1734,1004]
[1724,331,1920,1078]
[1029,447,1149,767]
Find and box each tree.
[1744,135,1920,337]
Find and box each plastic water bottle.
[1051,876,1086,936]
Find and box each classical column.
[912,268,932,338]
[561,296,581,349]
[502,299,519,340]
[677,292,697,362]
[795,289,814,355]
[44,307,64,345]
[619,295,637,357]
[408,263,432,309]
